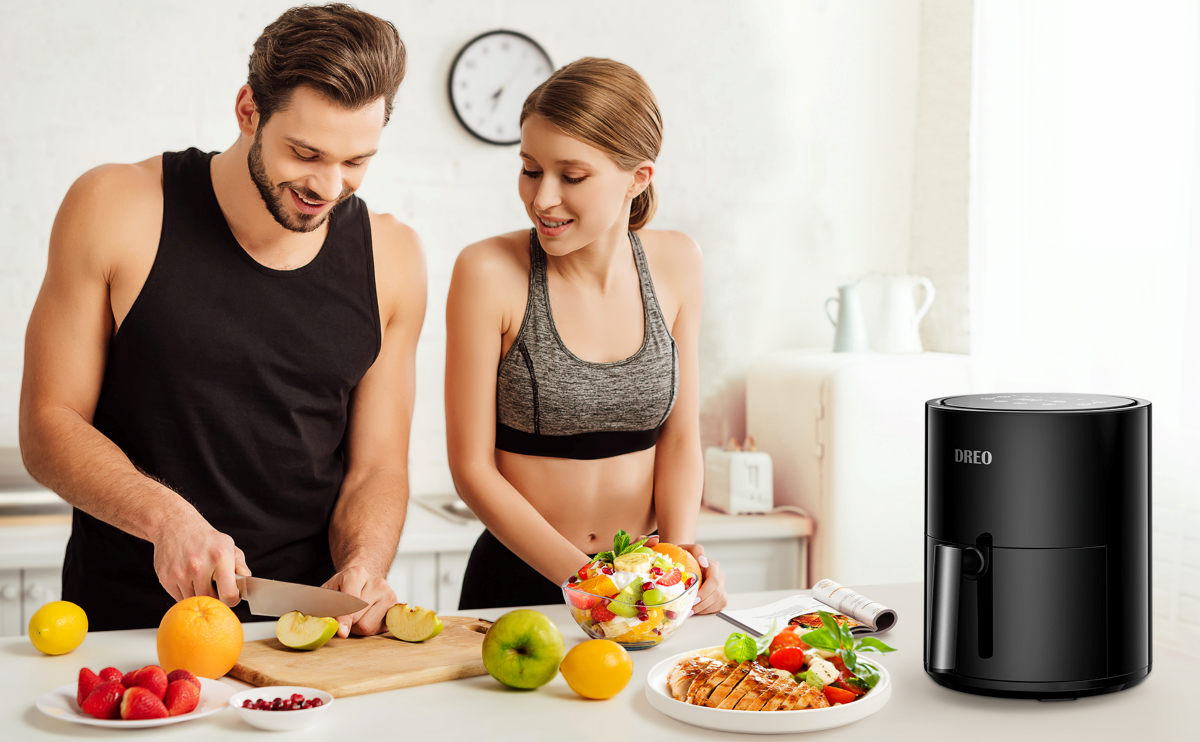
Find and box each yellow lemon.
[559,639,633,700]
[29,600,88,655]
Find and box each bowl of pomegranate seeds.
[229,686,333,731]
[562,533,701,650]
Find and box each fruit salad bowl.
[562,572,700,651]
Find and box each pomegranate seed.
[311,698,323,707]
[242,699,253,708]
[602,567,614,575]
[644,582,656,590]
[568,575,577,583]
[665,610,678,620]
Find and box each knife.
[235,576,369,618]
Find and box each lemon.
[29,600,88,655]
[559,639,633,699]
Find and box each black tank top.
[61,148,381,630]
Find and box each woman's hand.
[637,535,728,614]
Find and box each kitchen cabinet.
[0,567,63,637]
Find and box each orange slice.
[577,574,619,598]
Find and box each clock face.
[449,30,554,146]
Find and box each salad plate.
[36,677,235,729]
[644,649,891,734]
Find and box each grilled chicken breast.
[668,656,835,711]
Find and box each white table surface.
[3,583,1192,739]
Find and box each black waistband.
[495,423,660,460]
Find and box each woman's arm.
[445,240,591,586]
[650,232,728,614]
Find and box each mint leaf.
[625,536,649,555]
[594,551,615,563]
[724,633,758,663]
[856,637,897,654]
[612,530,630,557]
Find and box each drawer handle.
[0,585,16,601]
[25,584,43,600]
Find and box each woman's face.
[517,114,650,255]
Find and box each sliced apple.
[386,603,444,642]
[275,611,339,651]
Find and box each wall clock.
[448,30,554,146]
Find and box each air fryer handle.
[930,544,964,671]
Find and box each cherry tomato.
[834,678,868,696]
[768,647,805,674]
[768,626,811,653]
[823,686,858,705]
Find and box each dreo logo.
[955,449,993,465]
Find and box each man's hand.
[152,515,250,607]
[321,566,397,638]
[636,535,728,615]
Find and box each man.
[18,4,425,635]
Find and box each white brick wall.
[0,0,929,494]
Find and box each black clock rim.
[448,29,554,146]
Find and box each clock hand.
[488,60,533,112]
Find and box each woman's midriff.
[495,446,658,554]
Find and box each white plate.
[645,649,891,735]
[36,677,235,729]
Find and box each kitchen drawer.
[704,538,804,593]
[21,567,62,630]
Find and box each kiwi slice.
[608,577,644,618]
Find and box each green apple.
[386,603,443,642]
[480,610,565,689]
[275,611,338,651]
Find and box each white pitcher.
[871,275,935,353]
[824,283,870,352]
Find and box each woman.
[446,58,727,614]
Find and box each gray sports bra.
[495,230,679,459]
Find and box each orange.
[577,574,619,598]
[650,543,703,588]
[559,639,634,699]
[157,596,243,679]
[628,608,663,635]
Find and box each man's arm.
[20,161,249,606]
[322,211,427,637]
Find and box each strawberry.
[120,686,169,720]
[166,668,200,690]
[128,665,168,700]
[77,668,100,707]
[98,667,123,684]
[163,679,200,716]
[656,568,682,586]
[577,563,593,581]
[568,590,597,610]
[121,670,137,688]
[80,680,124,720]
[591,601,616,623]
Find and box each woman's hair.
[520,58,663,231]
[248,3,407,127]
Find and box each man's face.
[248,85,385,233]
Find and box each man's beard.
[248,131,352,234]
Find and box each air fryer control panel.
[942,393,1136,411]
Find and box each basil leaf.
[839,620,856,651]
[724,633,758,663]
[817,611,845,649]
[844,676,871,693]
[856,637,898,654]
[755,619,781,655]
[839,649,881,689]
[799,628,839,651]
[803,669,825,690]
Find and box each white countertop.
[0,497,811,571]
[1,584,1192,740]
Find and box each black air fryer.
[924,393,1151,700]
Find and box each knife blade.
[235,576,369,618]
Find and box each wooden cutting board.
[228,616,492,697]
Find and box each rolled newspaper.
[811,579,898,632]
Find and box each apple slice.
[275,611,339,651]
[386,603,444,642]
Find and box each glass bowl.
[561,571,700,650]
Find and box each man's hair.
[248,3,406,127]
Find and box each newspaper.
[717,579,898,637]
